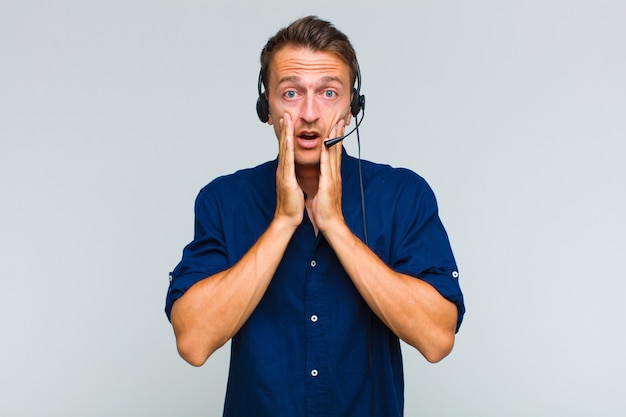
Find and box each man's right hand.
[172,114,304,365]
[274,113,304,228]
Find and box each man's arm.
[324,225,457,362]
[170,115,302,366]
[311,143,458,363]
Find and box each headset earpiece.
[256,94,269,123]
[256,71,269,123]
[350,63,365,117]
[351,87,365,117]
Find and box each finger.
[278,114,294,178]
[278,117,285,157]
[320,120,336,178]
[337,118,346,138]
[328,119,344,176]
[283,113,294,173]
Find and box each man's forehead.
[268,46,350,82]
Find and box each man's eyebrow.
[276,75,344,86]
[319,75,343,84]
[277,75,300,85]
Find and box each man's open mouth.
[299,133,319,140]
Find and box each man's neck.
[296,163,321,235]
[296,163,320,200]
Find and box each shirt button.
[452,270,459,278]
[310,260,317,267]
[310,315,318,323]
[310,369,319,377]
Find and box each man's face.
[266,45,353,167]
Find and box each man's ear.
[344,113,352,126]
[267,113,273,125]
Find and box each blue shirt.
[166,151,465,417]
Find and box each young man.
[166,15,464,417]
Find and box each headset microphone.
[324,107,365,148]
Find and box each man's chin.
[294,155,321,170]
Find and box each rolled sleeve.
[416,269,465,332]
[165,185,229,321]
[390,170,465,332]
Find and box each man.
[166,15,464,417]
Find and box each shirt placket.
[305,238,329,417]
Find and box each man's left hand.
[311,120,346,234]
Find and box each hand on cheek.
[313,119,345,233]
[275,113,304,228]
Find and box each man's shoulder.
[200,159,277,191]
[195,159,277,205]
[352,155,429,189]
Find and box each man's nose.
[299,93,320,123]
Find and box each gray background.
[1,0,624,416]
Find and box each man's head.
[258,16,361,167]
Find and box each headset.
[255,59,368,242]
[255,58,368,244]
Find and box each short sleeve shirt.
[166,152,465,417]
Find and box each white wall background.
[1,1,624,416]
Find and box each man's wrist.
[319,217,351,242]
[270,214,302,236]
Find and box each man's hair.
[259,16,358,91]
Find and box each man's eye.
[285,91,297,99]
[324,90,336,98]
